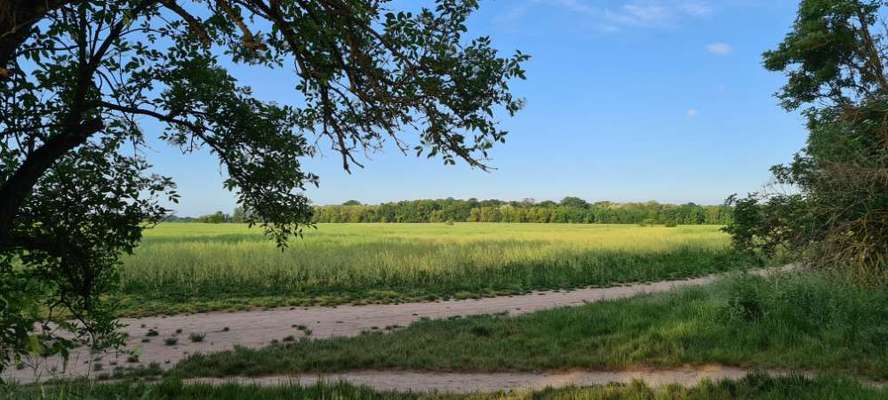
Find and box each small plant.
[126,355,139,364]
[146,329,159,337]
[189,332,206,343]
[303,329,313,336]
[282,335,296,342]
[175,328,183,334]
[141,338,151,343]
[470,325,493,337]
[164,337,178,346]
[221,326,230,332]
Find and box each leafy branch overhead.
[0,0,527,376]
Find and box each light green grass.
[116,223,754,316]
[174,271,888,381]
[4,375,886,399]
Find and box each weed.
[189,333,206,343]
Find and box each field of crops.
[116,223,754,316]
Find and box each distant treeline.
[166,198,732,225]
[311,197,732,225]
[166,208,250,224]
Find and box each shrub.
[189,333,206,343]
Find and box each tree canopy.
[0,0,527,375]
[726,0,888,283]
[310,198,731,225]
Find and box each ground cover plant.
[114,223,756,316]
[172,271,888,381]
[3,374,887,399]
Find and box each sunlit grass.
[116,223,754,316]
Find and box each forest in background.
[171,197,733,225]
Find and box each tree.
[559,196,588,209]
[0,0,527,375]
[197,211,229,223]
[231,206,251,223]
[725,0,888,283]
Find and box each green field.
[116,223,754,316]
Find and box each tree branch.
[161,0,211,47]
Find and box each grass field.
[5,375,887,399]
[174,271,888,381]
[116,223,755,316]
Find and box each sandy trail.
[4,266,792,384]
[186,366,815,393]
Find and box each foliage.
[3,375,887,400]
[311,198,733,225]
[0,0,527,376]
[114,223,748,316]
[175,271,888,380]
[726,0,888,283]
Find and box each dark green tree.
[725,0,888,282]
[559,196,588,209]
[231,206,250,223]
[0,0,527,375]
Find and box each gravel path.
[4,266,793,384]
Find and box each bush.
[719,272,887,344]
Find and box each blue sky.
[147,0,806,216]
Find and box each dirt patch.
[3,266,794,384]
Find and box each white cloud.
[552,0,597,14]
[706,42,733,55]
[680,2,712,16]
[609,4,672,26]
[494,3,534,31]
[687,108,699,118]
[526,0,712,31]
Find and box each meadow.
[115,223,755,316]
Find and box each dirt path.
[4,266,793,384]
[186,366,816,393]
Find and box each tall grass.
[115,223,753,315]
[175,271,888,380]
[4,375,886,399]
